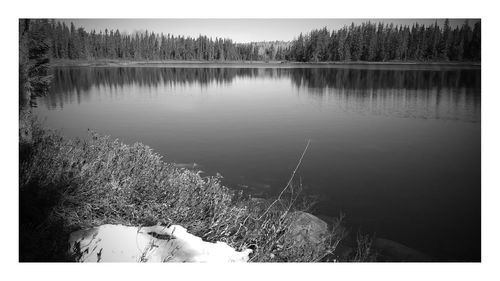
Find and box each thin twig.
[234,139,311,237]
[257,139,311,221]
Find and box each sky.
[60,19,479,43]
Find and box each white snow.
[68,224,252,262]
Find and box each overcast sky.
[59,19,479,43]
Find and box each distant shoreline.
[51,59,481,68]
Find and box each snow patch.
[68,224,252,262]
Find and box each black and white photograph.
[5,0,500,279]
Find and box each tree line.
[287,20,480,62]
[26,19,480,64]
[31,19,288,61]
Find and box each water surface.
[35,65,481,261]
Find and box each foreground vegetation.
[20,120,373,262]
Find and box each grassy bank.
[19,120,360,262]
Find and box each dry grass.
[20,121,354,262]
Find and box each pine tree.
[19,19,53,143]
[471,22,481,61]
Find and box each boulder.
[372,238,433,262]
[286,211,329,246]
[68,224,252,262]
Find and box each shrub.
[19,122,347,262]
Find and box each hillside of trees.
[27,19,480,63]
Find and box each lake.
[34,64,481,261]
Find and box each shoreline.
[51,59,481,68]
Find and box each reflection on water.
[46,66,480,122]
[36,65,481,261]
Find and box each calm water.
[35,65,481,261]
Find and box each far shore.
[51,59,481,68]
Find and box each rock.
[286,211,329,246]
[68,224,252,262]
[250,197,267,204]
[248,197,268,212]
[173,163,201,169]
[372,238,433,262]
